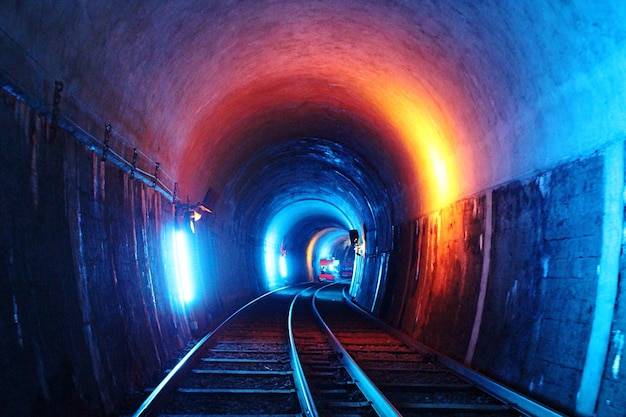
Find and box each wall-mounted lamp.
[176,203,213,233]
[171,203,212,304]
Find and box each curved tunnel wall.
[0,88,202,415]
[1,1,626,416]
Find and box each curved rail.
[287,285,319,417]
[132,282,565,417]
[132,284,301,417]
[340,286,566,417]
[312,284,403,417]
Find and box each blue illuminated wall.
[475,155,604,411]
[599,211,626,415]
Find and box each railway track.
[290,286,379,416]
[129,283,564,417]
[314,285,543,417]
[132,287,303,416]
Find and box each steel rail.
[311,285,403,417]
[287,285,320,417]
[340,286,567,417]
[131,284,297,417]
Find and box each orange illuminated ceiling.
[171,1,480,217]
[7,2,620,218]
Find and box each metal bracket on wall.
[130,148,138,179]
[101,124,111,162]
[2,69,182,201]
[152,162,160,187]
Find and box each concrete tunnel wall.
[1,1,626,416]
[375,151,626,415]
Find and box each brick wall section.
[378,153,607,414]
[472,155,603,413]
[0,90,193,415]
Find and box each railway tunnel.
[0,1,625,416]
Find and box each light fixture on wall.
[171,203,211,304]
[176,202,212,233]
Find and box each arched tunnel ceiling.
[220,136,389,234]
[2,1,625,221]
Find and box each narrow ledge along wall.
[0,87,197,415]
[373,144,626,417]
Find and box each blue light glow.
[263,232,279,289]
[279,255,288,278]
[262,199,361,286]
[173,230,194,303]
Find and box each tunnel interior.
[215,128,397,290]
[1,1,626,416]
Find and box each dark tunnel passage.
[1,1,626,416]
[215,133,397,291]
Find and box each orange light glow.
[306,227,351,281]
[360,80,459,211]
[177,5,470,214]
[183,45,464,216]
[306,230,323,281]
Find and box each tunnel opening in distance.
[208,136,398,295]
